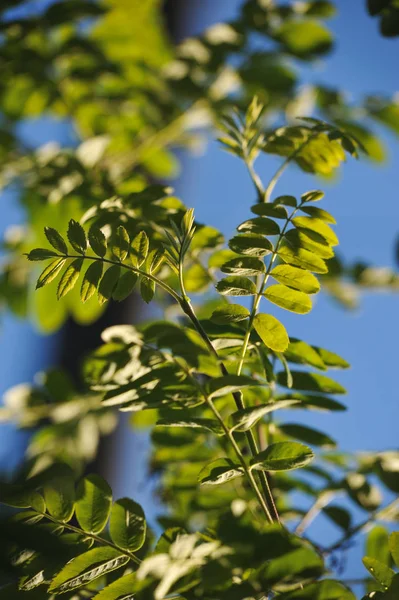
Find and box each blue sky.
[0,0,398,582]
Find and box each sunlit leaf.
[36,258,66,290]
[216,276,257,296]
[264,284,312,314]
[57,259,83,300]
[75,474,112,534]
[80,261,103,303]
[199,458,243,486]
[250,442,314,471]
[109,498,146,552]
[253,313,290,352]
[270,264,320,294]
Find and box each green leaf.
[112,225,130,262]
[149,247,165,274]
[275,194,297,207]
[131,231,149,267]
[389,532,399,568]
[363,557,395,589]
[253,313,290,352]
[109,498,146,552]
[230,400,299,432]
[228,233,273,257]
[26,248,59,261]
[251,203,288,219]
[323,505,352,531]
[112,271,138,301]
[156,417,223,435]
[277,370,347,394]
[301,190,325,203]
[98,265,121,305]
[208,375,262,398]
[211,304,250,324]
[36,258,66,289]
[216,276,257,296]
[80,261,103,303]
[199,458,243,486]
[279,423,336,448]
[292,216,338,246]
[264,284,312,314]
[221,256,265,276]
[285,228,334,259]
[270,264,320,294]
[280,393,346,412]
[48,547,128,594]
[140,276,155,303]
[277,19,333,58]
[300,205,336,224]
[316,347,350,369]
[278,242,328,273]
[44,227,68,254]
[0,483,45,513]
[43,474,75,522]
[67,219,87,254]
[285,339,326,370]
[237,217,280,235]
[57,259,83,300]
[366,525,391,565]
[95,572,137,599]
[88,226,107,258]
[345,473,382,511]
[75,474,112,534]
[250,442,314,471]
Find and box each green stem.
[36,511,141,566]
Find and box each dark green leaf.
[237,217,280,235]
[275,194,297,207]
[95,573,137,599]
[57,259,83,300]
[285,339,326,370]
[253,313,290,352]
[98,265,121,305]
[211,304,250,324]
[228,233,273,257]
[26,248,59,261]
[131,231,149,267]
[67,219,87,254]
[277,370,347,394]
[44,227,68,254]
[230,400,299,432]
[216,276,257,296]
[88,226,107,258]
[0,483,45,513]
[221,256,265,276]
[48,547,128,594]
[251,203,288,219]
[264,284,312,314]
[250,441,314,471]
[280,579,355,599]
[80,261,103,303]
[279,393,346,412]
[323,505,352,531]
[112,225,130,262]
[279,423,336,448]
[112,271,138,301]
[140,276,155,303]
[43,474,75,522]
[316,347,350,369]
[208,375,262,398]
[199,458,243,486]
[270,264,320,294]
[36,258,66,289]
[109,498,146,551]
[75,474,112,534]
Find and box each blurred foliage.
[367,0,399,36]
[0,0,399,330]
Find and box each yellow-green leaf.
[80,261,103,303]
[278,242,328,273]
[57,259,83,300]
[253,313,289,352]
[36,258,66,290]
[270,264,320,294]
[264,284,312,314]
